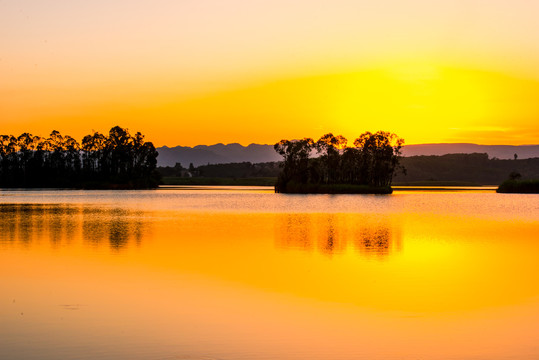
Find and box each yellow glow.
[2,199,539,358]
[3,1,539,145]
[3,205,539,313]
[329,64,539,144]
[1,61,539,145]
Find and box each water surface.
[1,187,538,359]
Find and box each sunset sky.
[2,0,539,146]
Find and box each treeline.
[157,152,539,186]
[157,161,280,186]
[394,153,539,184]
[0,126,159,188]
[158,161,281,178]
[274,131,404,193]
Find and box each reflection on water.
[276,213,402,258]
[1,190,539,360]
[0,204,149,251]
[1,204,403,259]
[82,207,147,250]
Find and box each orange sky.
[2,0,539,146]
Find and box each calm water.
[1,187,538,360]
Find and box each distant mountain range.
[157,143,539,167]
[157,143,282,167]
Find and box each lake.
[1,186,538,360]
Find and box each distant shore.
[161,176,276,186]
[161,176,497,188]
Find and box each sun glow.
[330,64,496,144]
[2,61,538,146]
[3,1,539,145]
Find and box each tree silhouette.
[0,126,159,189]
[316,133,347,184]
[274,138,314,190]
[353,131,404,187]
[274,131,404,193]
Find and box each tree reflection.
[276,213,401,259]
[0,204,150,251]
[354,226,397,257]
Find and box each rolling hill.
[157,143,539,167]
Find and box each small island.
[497,172,539,193]
[273,131,404,194]
[0,126,159,189]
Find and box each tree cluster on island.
[496,171,539,193]
[0,126,159,188]
[274,131,405,194]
